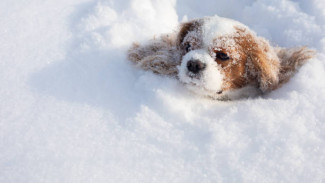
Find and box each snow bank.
[1,0,325,182]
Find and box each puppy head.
[177,16,280,100]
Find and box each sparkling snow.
[1,0,325,182]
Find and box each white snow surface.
[1,0,325,182]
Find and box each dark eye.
[216,52,230,61]
[185,43,191,52]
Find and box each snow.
[1,0,325,182]
[202,15,246,46]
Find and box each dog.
[128,15,314,100]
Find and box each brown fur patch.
[213,47,249,91]
[277,47,315,85]
[177,19,203,53]
[208,27,280,92]
[232,27,280,92]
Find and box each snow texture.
[202,15,247,47]
[1,0,325,182]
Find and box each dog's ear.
[276,47,315,85]
[246,37,281,92]
[128,34,180,76]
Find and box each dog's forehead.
[201,16,247,45]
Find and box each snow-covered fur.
[128,34,181,76]
[128,16,314,100]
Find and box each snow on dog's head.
[176,16,280,100]
[128,15,314,100]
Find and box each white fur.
[178,16,244,99]
[178,49,224,98]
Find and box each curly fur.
[128,34,181,76]
[276,47,315,85]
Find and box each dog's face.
[177,16,280,100]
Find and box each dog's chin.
[178,70,262,100]
[177,71,226,99]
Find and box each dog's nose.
[187,60,206,74]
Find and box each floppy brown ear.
[276,46,315,85]
[247,37,281,92]
[127,33,181,76]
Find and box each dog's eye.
[216,52,230,61]
[185,43,191,52]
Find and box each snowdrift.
[1,0,325,182]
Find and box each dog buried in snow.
[128,15,314,100]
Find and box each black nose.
[187,60,206,74]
